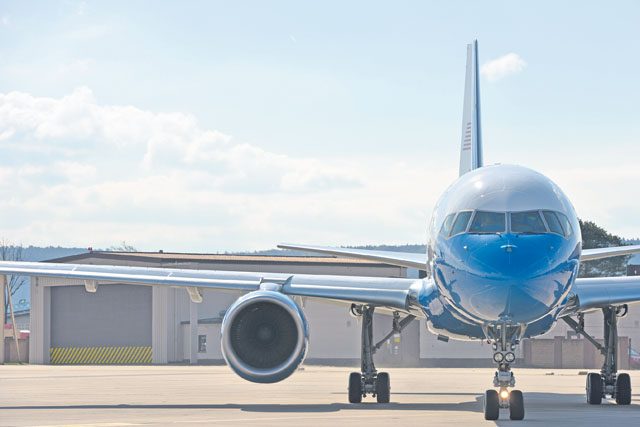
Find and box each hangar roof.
[46,250,387,266]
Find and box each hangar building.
[27,251,421,366]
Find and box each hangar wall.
[28,252,416,366]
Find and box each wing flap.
[277,243,426,270]
[284,274,424,310]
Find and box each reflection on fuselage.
[421,164,582,340]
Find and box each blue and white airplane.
[1,40,639,421]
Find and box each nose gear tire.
[484,389,500,420]
[509,390,525,420]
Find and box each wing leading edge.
[580,244,640,261]
[564,276,640,314]
[0,260,425,312]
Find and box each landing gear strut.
[348,305,415,404]
[483,322,525,420]
[563,305,632,405]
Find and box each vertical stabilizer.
[458,40,483,176]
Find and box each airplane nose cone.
[442,233,576,323]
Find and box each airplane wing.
[277,244,426,270]
[564,276,640,313]
[0,261,424,312]
[580,244,640,261]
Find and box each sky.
[0,1,638,252]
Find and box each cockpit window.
[557,212,573,237]
[510,211,547,234]
[542,211,564,236]
[440,213,456,236]
[443,209,573,238]
[468,211,506,233]
[449,211,473,236]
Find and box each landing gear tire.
[586,373,603,405]
[348,372,362,403]
[615,373,631,405]
[376,372,390,403]
[509,390,525,420]
[484,389,500,421]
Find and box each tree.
[0,239,26,323]
[106,241,137,252]
[579,220,629,278]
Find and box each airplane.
[1,40,640,421]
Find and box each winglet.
[459,40,483,176]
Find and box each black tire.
[586,373,603,405]
[615,373,632,405]
[376,372,390,403]
[509,390,525,420]
[484,389,500,421]
[348,372,362,403]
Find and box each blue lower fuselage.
[420,232,580,340]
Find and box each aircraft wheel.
[376,372,390,403]
[615,373,632,405]
[484,389,499,420]
[586,373,603,405]
[509,390,525,420]
[348,372,362,403]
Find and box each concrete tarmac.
[1,365,639,426]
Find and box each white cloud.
[481,53,526,82]
[0,87,448,251]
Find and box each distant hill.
[238,244,426,256]
[22,246,89,262]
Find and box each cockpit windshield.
[442,209,573,238]
[510,211,546,234]
[468,211,505,234]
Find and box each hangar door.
[50,284,152,364]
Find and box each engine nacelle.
[221,290,309,383]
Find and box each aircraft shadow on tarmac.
[1,393,638,415]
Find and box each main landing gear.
[563,305,632,405]
[483,322,525,420]
[348,305,415,404]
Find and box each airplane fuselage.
[421,164,582,340]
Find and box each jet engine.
[221,290,309,383]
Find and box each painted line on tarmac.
[30,423,143,427]
[176,413,426,424]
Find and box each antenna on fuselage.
[458,40,483,176]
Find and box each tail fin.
[459,40,483,176]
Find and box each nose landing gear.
[484,363,524,420]
[483,323,526,420]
